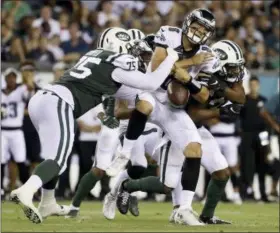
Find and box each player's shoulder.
[154,25,182,49]
[107,53,139,71]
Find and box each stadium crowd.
[1,0,280,69]
[1,0,279,204]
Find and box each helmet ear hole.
[119,46,123,53]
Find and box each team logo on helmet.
[116,32,131,42]
[214,48,228,60]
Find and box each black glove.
[207,75,227,92]
[220,104,243,120]
[102,95,116,116]
[100,115,120,129]
[101,95,119,129]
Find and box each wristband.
[183,77,202,94]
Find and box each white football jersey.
[1,85,30,128]
[152,25,221,103]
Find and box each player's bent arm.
[188,106,220,123]
[224,82,246,104]
[151,47,168,72]
[174,67,209,103]
[112,51,178,91]
[191,86,210,104]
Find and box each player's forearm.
[191,86,210,104]
[175,59,193,69]
[224,83,246,104]
[115,56,177,91]
[115,107,133,120]
[151,47,167,72]
[188,107,219,123]
[224,87,246,104]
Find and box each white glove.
[166,47,179,62]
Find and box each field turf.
[1,201,279,232]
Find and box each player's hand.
[102,95,116,117]
[166,47,179,62]
[173,66,191,83]
[100,115,120,129]
[207,76,227,94]
[219,104,243,120]
[191,52,214,65]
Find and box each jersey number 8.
[70,56,102,79]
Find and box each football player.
[64,31,161,219]
[10,27,184,224]
[1,68,34,198]
[115,40,246,225]
[107,8,221,222]
[169,40,246,224]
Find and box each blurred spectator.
[52,62,67,82]
[257,14,272,38]
[265,22,280,69]
[140,1,161,34]
[26,37,56,64]
[270,0,280,26]
[239,16,264,42]
[32,5,60,39]
[97,0,120,28]
[1,23,25,62]
[2,0,32,23]
[48,35,65,61]
[59,12,71,42]
[60,22,89,63]
[24,27,41,54]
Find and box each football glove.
[100,115,120,129]
[220,104,243,120]
[101,95,119,129]
[102,95,116,117]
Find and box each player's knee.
[163,185,173,194]
[91,167,105,179]
[127,165,146,179]
[136,100,153,115]
[212,167,230,180]
[183,142,202,158]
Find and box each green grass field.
[1,201,279,232]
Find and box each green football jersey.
[55,49,137,118]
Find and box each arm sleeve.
[112,55,176,91]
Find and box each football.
[167,80,190,108]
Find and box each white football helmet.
[182,8,215,45]
[128,28,145,41]
[211,40,245,82]
[126,39,153,72]
[97,27,131,53]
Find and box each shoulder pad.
[110,54,139,71]
[154,25,181,49]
